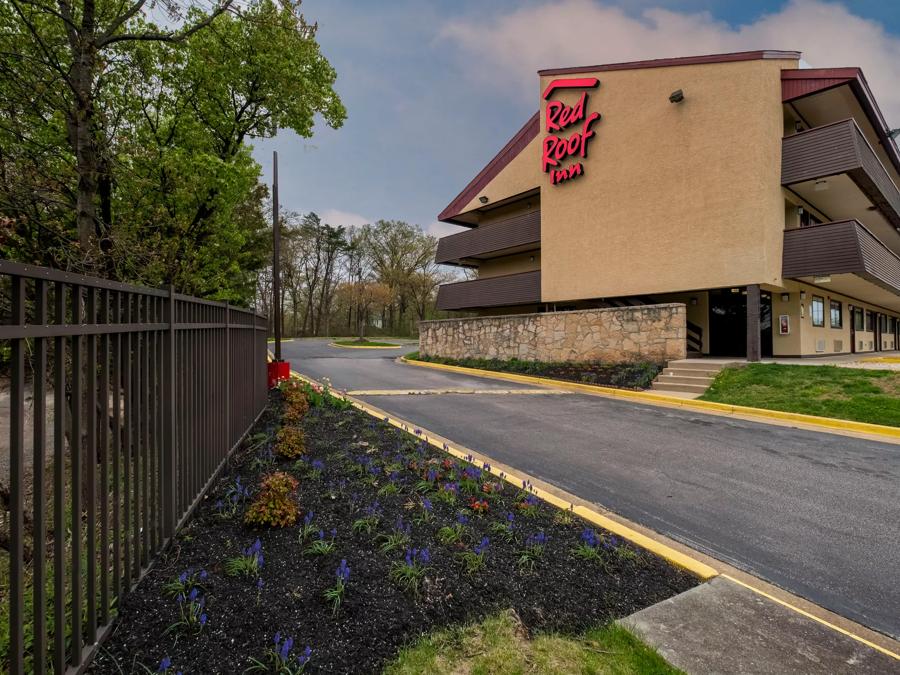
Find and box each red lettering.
[542,89,600,185]
[545,101,564,132]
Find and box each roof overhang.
[438,113,540,225]
[782,68,900,178]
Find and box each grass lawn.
[332,338,401,347]
[700,364,900,427]
[386,610,679,675]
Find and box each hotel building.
[433,51,900,359]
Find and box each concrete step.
[655,374,714,386]
[651,381,710,394]
[666,359,734,370]
[660,368,719,378]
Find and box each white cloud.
[439,0,900,125]
[320,209,372,229]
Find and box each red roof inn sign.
[541,77,601,185]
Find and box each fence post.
[225,302,231,448]
[162,285,177,538]
[9,275,25,675]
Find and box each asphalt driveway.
[279,339,900,639]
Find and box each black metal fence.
[0,259,268,673]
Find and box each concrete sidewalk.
[621,577,900,674]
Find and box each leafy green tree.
[0,0,346,303]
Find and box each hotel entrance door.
[708,288,772,357]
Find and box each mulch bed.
[90,388,697,674]
[413,356,662,390]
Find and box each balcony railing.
[435,211,540,265]
[782,119,900,228]
[783,220,900,295]
[436,270,541,310]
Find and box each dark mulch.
[411,355,662,389]
[90,390,697,674]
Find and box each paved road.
[281,339,900,639]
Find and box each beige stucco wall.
[419,304,686,364]
[771,280,899,355]
[534,58,796,302]
[478,251,541,279]
[460,134,544,215]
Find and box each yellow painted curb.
[329,342,403,349]
[400,357,900,441]
[266,338,294,343]
[721,574,900,662]
[289,369,717,581]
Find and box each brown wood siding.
[436,270,541,311]
[435,211,541,264]
[781,119,860,184]
[782,119,900,227]
[783,220,900,294]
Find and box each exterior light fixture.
[889,128,900,140]
[669,89,684,104]
[813,275,832,284]
[800,290,807,300]
[814,180,828,191]
[781,293,790,302]
[479,196,489,204]
[795,121,803,133]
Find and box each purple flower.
[423,498,433,511]
[506,512,515,523]
[474,537,490,555]
[298,645,312,666]
[199,569,208,580]
[456,513,469,526]
[188,587,199,602]
[280,636,294,661]
[581,528,599,548]
[200,613,208,626]
[311,459,325,472]
[420,548,431,564]
[337,559,350,582]
[330,528,337,538]
[257,578,264,589]
[158,656,172,672]
[274,631,282,647]
[178,571,188,584]
[304,511,315,526]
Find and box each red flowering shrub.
[275,426,306,459]
[244,472,299,527]
[468,498,489,514]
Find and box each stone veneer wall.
[419,304,686,364]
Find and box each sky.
[250,0,900,239]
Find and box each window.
[866,310,874,332]
[854,308,864,331]
[829,300,842,329]
[811,296,825,327]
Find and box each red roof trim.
[438,112,540,224]
[782,68,900,177]
[538,50,801,77]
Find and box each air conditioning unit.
[833,340,843,353]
